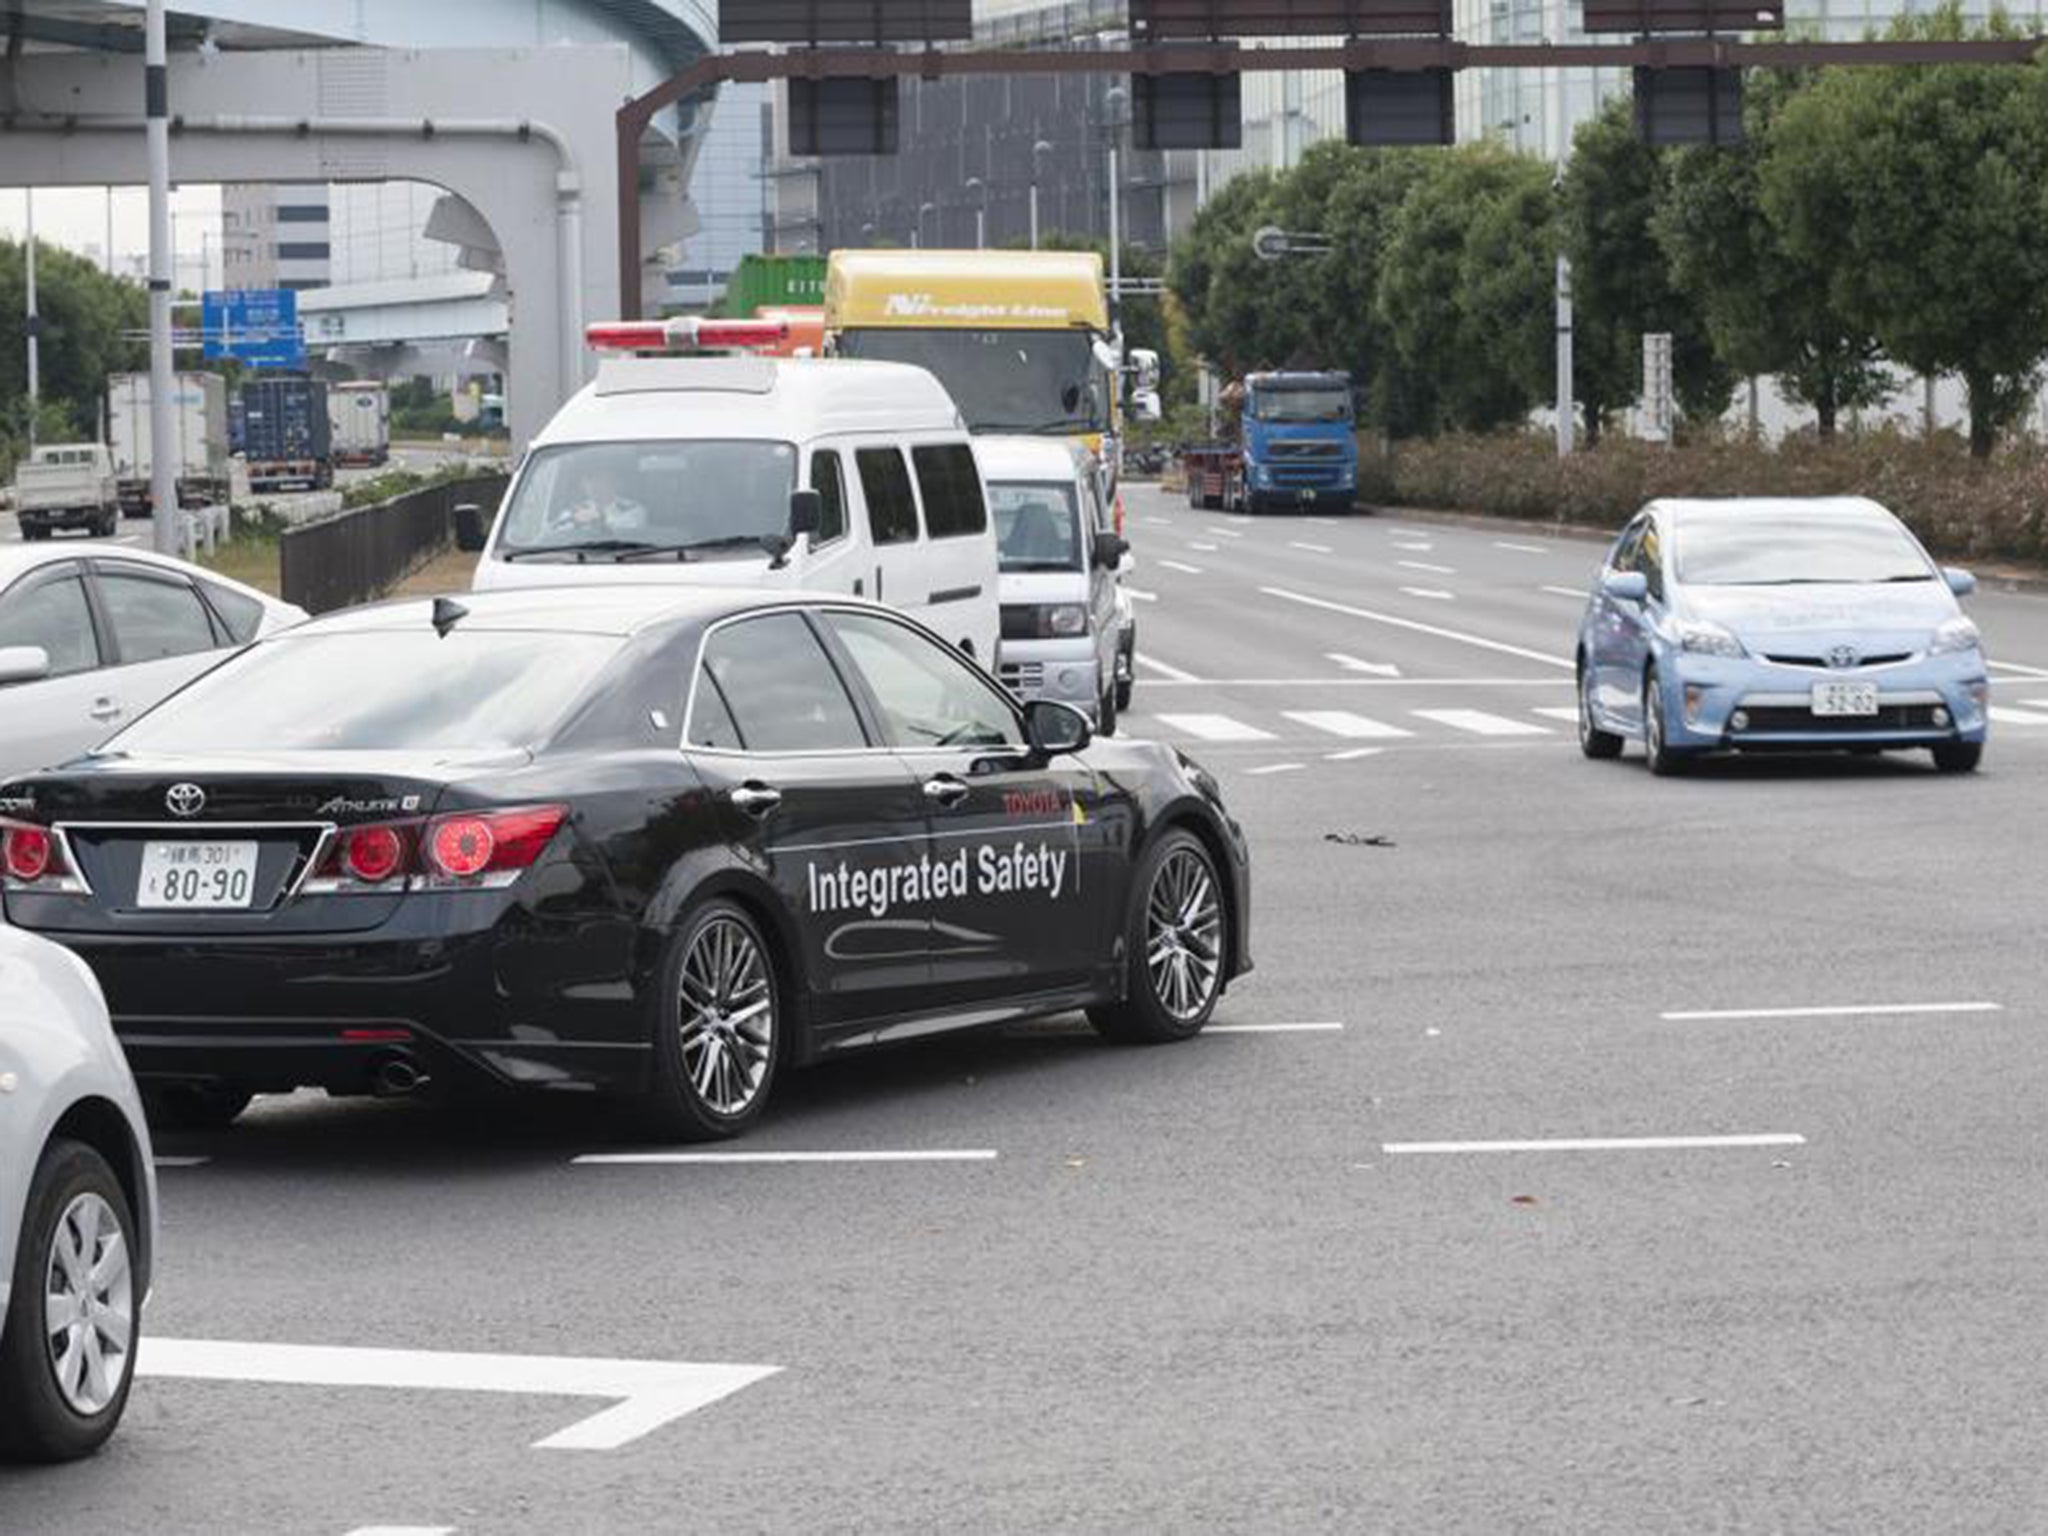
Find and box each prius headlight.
[1674,619,1746,659]
[1930,616,1981,655]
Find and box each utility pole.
[24,190,39,449]
[146,0,181,553]
[1104,85,1128,309]
[1030,140,1053,251]
[1550,0,1575,458]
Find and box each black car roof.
[295,585,848,639]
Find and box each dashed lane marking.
[1245,762,1306,776]
[1397,560,1455,575]
[1531,706,1583,723]
[1988,704,2048,725]
[1411,708,1553,737]
[1262,587,1575,670]
[1207,1021,1345,1034]
[1325,747,1387,762]
[1289,541,1334,554]
[1124,586,1158,602]
[138,1338,779,1452]
[576,1150,999,1165]
[1541,585,1587,599]
[1988,659,2048,678]
[1660,1001,2002,1022]
[1153,713,1277,742]
[1399,586,1455,601]
[1189,542,1219,552]
[1281,710,1414,739]
[1207,526,1244,539]
[1159,559,1204,575]
[1326,652,1401,677]
[1134,653,1201,682]
[1382,1134,1807,1155]
[1495,541,1549,554]
[346,1527,457,1535]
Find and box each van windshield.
[497,440,799,561]
[990,481,1083,572]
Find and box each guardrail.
[280,474,508,615]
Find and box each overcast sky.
[1,186,226,287]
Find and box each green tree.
[1655,73,1888,439]
[1165,169,1279,377]
[1561,98,1732,441]
[0,237,148,446]
[1762,8,2048,456]
[1317,148,1435,435]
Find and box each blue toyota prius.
[1575,497,1988,775]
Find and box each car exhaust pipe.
[369,1052,425,1097]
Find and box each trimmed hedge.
[1369,431,2048,568]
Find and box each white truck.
[328,381,391,468]
[107,371,231,516]
[10,444,119,540]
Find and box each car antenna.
[431,597,469,638]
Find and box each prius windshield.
[1675,513,1936,586]
[836,329,1110,435]
[498,440,798,559]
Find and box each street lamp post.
[916,200,936,249]
[1029,139,1053,251]
[964,176,986,250]
[146,0,181,552]
[1550,0,1575,458]
[1103,85,1129,309]
[24,190,38,450]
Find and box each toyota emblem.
[1828,645,1859,670]
[165,783,206,818]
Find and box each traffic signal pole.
[146,0,181,554]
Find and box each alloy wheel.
[43,1192,134,1417]
[1145,846,1223,1022]
[677,916,775,1116]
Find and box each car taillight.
[429,817,494,878]
[425,806,566,882]
[342,824,406,883]
[308,807,566,894]
[4,825,53,881]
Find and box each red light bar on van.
[585,318,792,353]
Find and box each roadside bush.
[1374,429,2048,567]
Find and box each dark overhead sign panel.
[1347,69,1454,146]
[1634,66,1745,145]
[1134,72,1245,151]
[722,0,974,44]
[790,77,900,155]
[1582,0,1780,29]
[1131,0,1451,38]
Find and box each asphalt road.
[8,484,2048,1533]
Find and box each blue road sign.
[202,288,305,368]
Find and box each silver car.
[0,923,156,1462]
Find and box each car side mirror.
[453,503,488,553]
[1093,531,1128,570]
[789,488,824,539]
[1025,698,1092,758]
[0,645,51,686]
[1944,566,1977,597]
[1602,570,1649,602]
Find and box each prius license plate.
[1811,682,1880,717]
[137,841,259,909]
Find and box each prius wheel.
[1091,830,1225,1045]
[645,900,780,1140]
[1642,666,1690,777]
[0,1141,138,1463]
[1932,741,1983,773]
[1578,660,1623,760]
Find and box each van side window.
[809,451,849,546]
[911,444,988,539]
[856,448,920,546]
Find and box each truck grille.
[1265,441,1343,461]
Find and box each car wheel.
[1931,740,1983,773]
[1098,682,1118,738]
[1115,665,1134,714]
[1642,665,1689,776]
[1578,660,1623,760]
[642,899,781,1140]
[0,1140,139,1464]
[1089,829,1226,1045]
[141,1083,253,1132]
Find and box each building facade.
[219,182,332,291]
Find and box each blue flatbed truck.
[1181,371,1359,514]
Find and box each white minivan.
[461,356,1001,665]
[980,436,1130,733]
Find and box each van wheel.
[1098,683,1118,738]
[642,899,781,1141]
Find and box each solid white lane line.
[1495,541,1549,554]
[576,1150,998,1165]
[1189,541,1219,552]
[1399,586,1455,601]
[1412,708,1553,737]
[1325,652,1402,676]
[1154,713,1277,742]
[1263,587,1575,669]
[1134,652,1201,682]
[1660,1001,2002,1022]
[1532,706,1584,723]
[1160,559,1204,574]
[1988,704,2048,725]
[1397,560,1455,574]
[1283,709,1414,739]
[1207,1021,1345,1034]
[1325,746,1387,761]
[1541,585,1588,599]
[1383,1134,1807,1155]
[1289,540,1334,554]
[1245,762,1306,776]
[139,1339,779,1452]
[1124,586,1158,603]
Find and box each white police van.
[463,327,1000,665]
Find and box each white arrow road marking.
[1325,652,1402,677]
[1263,588,1574,669]
[139,1339,779,1452]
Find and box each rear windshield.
[1674,513,1935,586]
[112,630,625,753]
[990,481,1082,572]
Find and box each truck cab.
[1238,372,1358,514]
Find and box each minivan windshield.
[990,481,1083,572]
[1675,512,1935,586]
[497,440,799,560]
[113,631,624,752]
[837,329,1109,435]
[1249,386,1352,424]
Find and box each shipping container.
[106,371,232,514]
[328,381,391,468]
[715,253,827,319]
[240,376,334,491]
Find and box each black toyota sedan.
[0,588,1252,1139]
